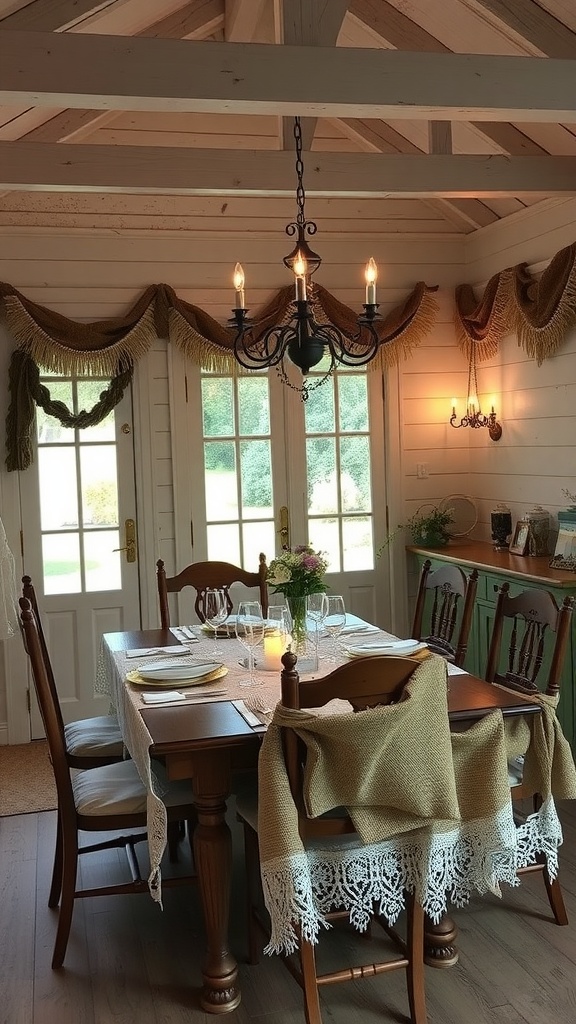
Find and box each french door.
[177,355,390,628]
[19,373,141,736]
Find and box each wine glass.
[305,592,328,666]
[204,588,228,655]
[324,595,346,661]
[236,601,265,686]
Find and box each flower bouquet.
[267,545,328,651]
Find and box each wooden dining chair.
[156,552,269,627]
[411,559,479,667]
[19,597,198,969]
[237,652,427,1024]
[485,582,575,925]
[22,575,125,769]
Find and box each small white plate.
[136,660,225,682]
[344,640,427,658]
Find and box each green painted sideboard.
[407,540,576,751]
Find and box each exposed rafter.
[2,142,576,196]
[1,31,576,121]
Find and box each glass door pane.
[200,371,276,569]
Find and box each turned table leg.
[192,753,241,1013]
[424,912,459,968]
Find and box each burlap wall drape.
[0,279,440,471]
[455,242,576,365]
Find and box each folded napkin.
[141,688,227,704]
[126,645,189,658]
[170,626,199,642]
[232,699,265,728]
[141,690,188,704]
[447,663,468,676]
[339,623,380,635]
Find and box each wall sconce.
[449,344,502,441]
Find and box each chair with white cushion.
[19,596,198,969]
[22,576,125,768]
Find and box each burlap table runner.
[256,655,570,953]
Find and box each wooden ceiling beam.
[277,0,350,150]
[2,142,576,196]
[338,117,497,229]
[1,31,576,121]
[348,0,549,156]
[469,0,576,58]
[0,1,115,31]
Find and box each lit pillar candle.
[294,253,307,301]
[365,257,377,304]
[233,262,245,308]
[263,631,284,671]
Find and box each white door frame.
[2,347,162,743]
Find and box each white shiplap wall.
[0,217,464,740]
[3,194,576,738]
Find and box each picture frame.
[509,520,529,555]
[549,524,576,571]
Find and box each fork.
[243,694,273,722]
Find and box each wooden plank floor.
[1,799,576,1024]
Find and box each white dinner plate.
[127,661,228,686]
[343,639,428,658]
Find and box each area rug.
[0,739,57,815]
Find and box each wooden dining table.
[101,625,540,1014]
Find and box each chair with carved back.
[485,582,575,925]
[19,597,198,969]
[237,652,427,1024]
[411,559,479,667]
[156,553,269,627]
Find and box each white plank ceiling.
[1,0,575,234]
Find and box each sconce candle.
[263,631,285,671]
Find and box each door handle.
[113,518,137,563]
[278,506,290,550]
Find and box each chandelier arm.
[310,321,381,366]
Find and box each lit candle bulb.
[263,631,285,671]
[233,262,245,308]
[451,398,457,416]
[294,253,307,301]
[365,257,378,304]
[468,394,478,416]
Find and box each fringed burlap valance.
[455,242,576,365]
[1,278,439,471]
[0,278,439,376]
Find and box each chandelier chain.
[293,116,306,226]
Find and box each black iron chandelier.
[228,117,383,398]
[449,341,502,441]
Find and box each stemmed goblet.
[324,595,346,661]
[305,592,328,667]
[204,588,228,655]
[236,600,266,686]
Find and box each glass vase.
[286,595,308,653]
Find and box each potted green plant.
[378,505,455,555]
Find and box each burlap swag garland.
[1,279,439,472]
[455,241,576,364]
